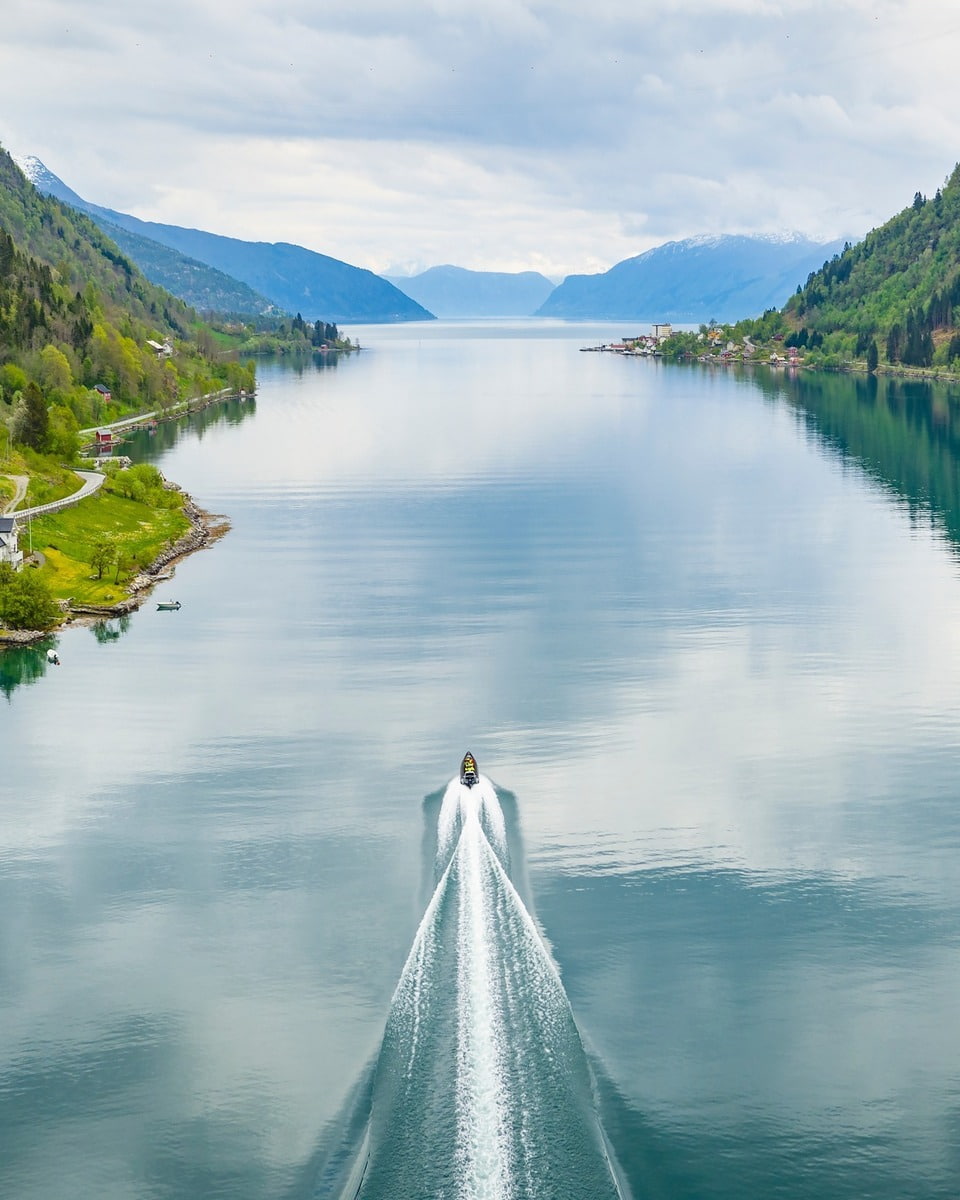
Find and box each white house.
[0,516,23,570]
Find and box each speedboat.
[157,599,181,611]
[460,752,479,788]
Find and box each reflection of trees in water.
[0,641,55,701]
[287,350,343,378]
[117,394,259,462]
[2,617,133,698]
[92,615,131,644]
[105,354,345,465]
[747,365,960,551]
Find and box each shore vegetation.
[659,163,960,379]
[24,463,192,608]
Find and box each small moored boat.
[157,599,181,611]
[460,751,479,788]
[46,648,60,665]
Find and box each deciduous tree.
[0,564,60,631]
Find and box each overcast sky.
[2,1,959,279]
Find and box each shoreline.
[0,483,229,647]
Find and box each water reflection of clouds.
[160,342,652,492]
[6,337,960,1198]
[9,348,960,900]
[0,758,415,1178]
[537,867,960,1193]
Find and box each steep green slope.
[23,157,433,324]
[786,165,960,368]
[96,217,279,316]
[0,143,254,436]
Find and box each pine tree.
[10,380,49,449]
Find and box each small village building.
[94,430,116,450]
[94,384,112,402]
[0,516,23,571]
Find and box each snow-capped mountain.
[538,233,853,322]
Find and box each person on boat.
[460,752,479,787]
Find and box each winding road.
[3,469,106,521]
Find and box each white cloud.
[1,0,959,274]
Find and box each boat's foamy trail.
[456,791,512,1199]
[339,776,625,1200]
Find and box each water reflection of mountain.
[751,367,960,549]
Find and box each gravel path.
[1,474,29,514]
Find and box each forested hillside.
[96,216,279,317]
[22,156,434,324]
[786,164,960,369]
[0,144,254,446]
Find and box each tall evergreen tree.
[10,380,49,449]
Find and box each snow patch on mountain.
[13,154,45,185]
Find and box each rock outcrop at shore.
[127,494,229,600]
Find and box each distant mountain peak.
[13,154,70,198]
[387,263,555,317]
[14,154,93,212]
[13,153,43,183]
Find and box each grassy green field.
[29,484,191,606]
[1,447,79,510]
[22,463,84,509]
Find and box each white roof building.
[0,516,23,571]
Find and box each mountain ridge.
[387,264,556,317]
[17,156,433,324]
[538,233,851,322]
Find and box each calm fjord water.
[2,322,959,1199]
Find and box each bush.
[0,563,61,631]
[107,462,176,506]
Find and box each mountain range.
[16,156,431,324]
[386,265,556,318]
[16,155,851,326]
[536,234,850,322]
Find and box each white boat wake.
[330,773,625,1200]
